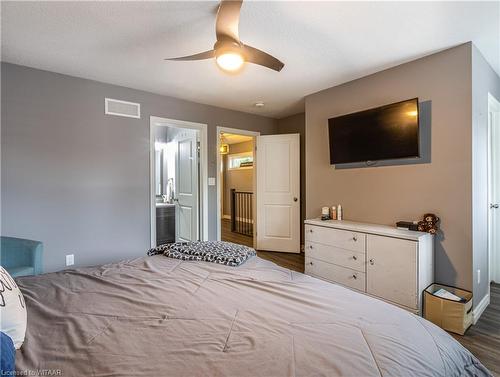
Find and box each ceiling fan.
[166,0,284,73]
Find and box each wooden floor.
[221,219,499,374]
[220,219,253,247]
[221,219,304,272]
[452,283,500,375]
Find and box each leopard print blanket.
[147,241,256,267]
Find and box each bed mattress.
[15,255,491,376]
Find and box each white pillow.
[0,266,27,349]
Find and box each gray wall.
[222,140,254,217]
[305,44,474,294]
[1,63,277,272]
[472,45,500,304]
[277,113,306,245]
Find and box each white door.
[256,134,300,253]
[490,109,500,283]
[366,235,418,309]
[175,129,199,242]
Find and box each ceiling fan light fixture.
[165,1,284,73]
[216,51,244,72]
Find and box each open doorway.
[217,128,258,248]
[150,117,208,247]
[489,94,500,284]
[216,128,301,255]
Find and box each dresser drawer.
[305,242,365,272]
[305,257,366,292]
[305,224,365,252]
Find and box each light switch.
[208,177,216,186]
[66,254,74,266]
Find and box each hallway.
[221,219,304,273]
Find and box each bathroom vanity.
[156,203,175,245]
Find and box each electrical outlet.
[66,254,74,266]
[477,269,480,284]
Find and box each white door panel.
[257,134,300,253]
[264,205,292,238]
[264,142,291,193]
[178,139,193,194]
[175,130,199,242]
[178,205,193,241]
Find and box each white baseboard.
[472,293,490,324]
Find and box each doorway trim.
[150,116,209,247]
[216,126,260,246]
[488,93,500,285]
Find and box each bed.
[15,255,491,376]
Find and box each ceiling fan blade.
[243,45,284,72]
[165,50,215,61]
[216,0,242,43]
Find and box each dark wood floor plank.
[221,219,499,374]
[221,219,304,273]
[452,283,500,375]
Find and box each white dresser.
[304,219,434,314]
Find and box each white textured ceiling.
[2,1,499,118]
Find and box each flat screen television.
[328,98,420,164]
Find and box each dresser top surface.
[305,218,431,241]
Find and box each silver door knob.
[490,204,499,209]
[293,197,298,202]
[369,259,374,265]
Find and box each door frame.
[216,126,260,247]
[488,93,500,284]
[150,116,209,247]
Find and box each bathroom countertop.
[156,202,175,208]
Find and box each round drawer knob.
[309,261,314,266]
[352,255,357,261]
[352,274,357,280]
[309,229,313,233]
[309,245,313,249]
[352,235,358,241]
[369,259,374,265]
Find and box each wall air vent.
[105,98,141,119]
